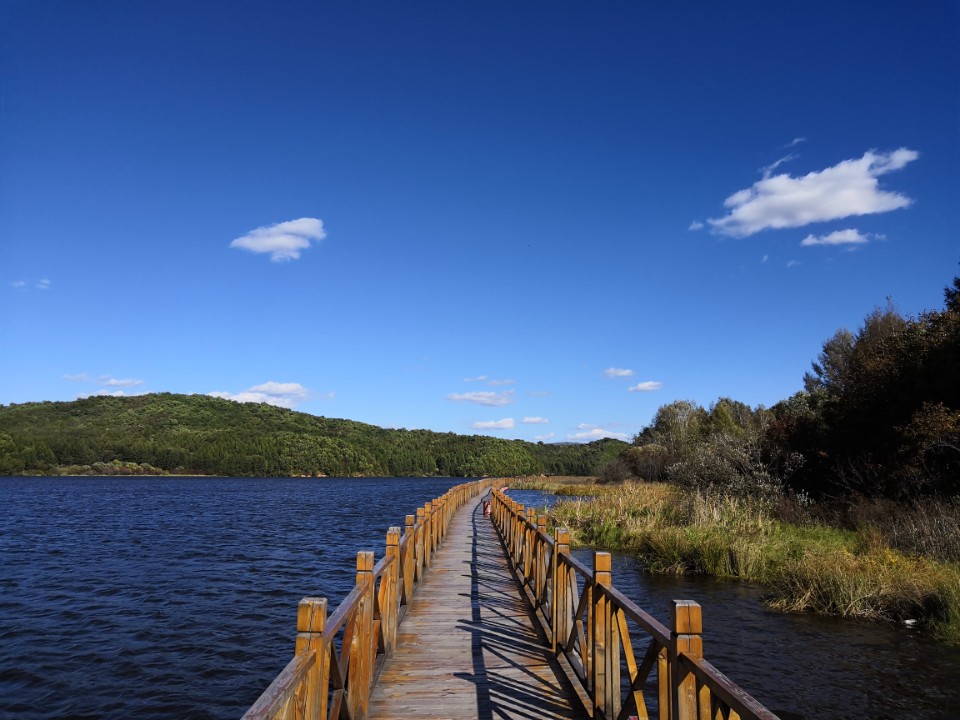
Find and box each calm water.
[0,476,463,720]
[2,480,959,719]
[509,488,960,720]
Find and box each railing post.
[592,552,620,719]
[524,508,536,582]
[671,600,703,720]
[295,597,328,720]
[514,503,525,566]
[537,515,548,604]
[403,514,415,603]
[384,527,401,655]
[423,502,433,568]
[415,507,425,579]
[552,527,570,654]
[349,551,374,720]
[434,497,443,547]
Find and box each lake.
[0,476,463,719]
[2,478,959,719]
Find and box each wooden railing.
[492,489,780,720]
[242,478,495,720]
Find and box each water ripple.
[0,476,460,720]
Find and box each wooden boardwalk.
[242,479,779,720]
[366,495,588,720]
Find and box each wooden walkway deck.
[366,495,588,720]
[242,480,779,720]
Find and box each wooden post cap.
[555,527,570,545]
[356,551,375,572]
[297,597,327,632]
[386,527,401,545]
[405,514,415,528]
[671,600,703,635]
[594,551,612,573]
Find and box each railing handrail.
[678,655,780,720]
[243,650,319,720]
[241,477,497,720]
[491,487,781,720]
[598,582,672,647]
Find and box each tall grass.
[550,481,960,643]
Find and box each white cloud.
[567,427,631,442]
[761,153,798,177]
[628,381,663,392]
[603,367,634,379]
[762,255,769,263]
[528,390,551,397]
[11,279,50,290]
[535,432,556,442]
[84,389,133,398]
[447,390,515,406]
[463,375,488,383]
[787,260,802,268]
[800,228,874,247]
[487,378,515,386]
[688,221,704,231]
[209,381,312,409]
[63,373,89,382]
[522,416,550,424]
[473,418,515,430]
[785,137,807,148]
[98,376,144,388]
[708,148,918,238]
[230,217,326,262]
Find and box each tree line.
[0,393,626,478]
[605,270,960,500]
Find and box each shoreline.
[510,477,960,645]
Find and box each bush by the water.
[547,480,960,643]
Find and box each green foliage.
[772,277,960,498]
[0,393,626,478]
[606,269,960,502]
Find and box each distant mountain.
[0,393,627,477]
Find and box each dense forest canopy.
[0,393,626,478]
[608,270,960,500]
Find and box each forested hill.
[0,393,627,477]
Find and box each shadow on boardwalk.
[367,497,587,720]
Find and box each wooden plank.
[367,494,589,720]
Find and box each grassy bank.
[519,479,960,643]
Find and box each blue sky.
[2,1,958,443]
